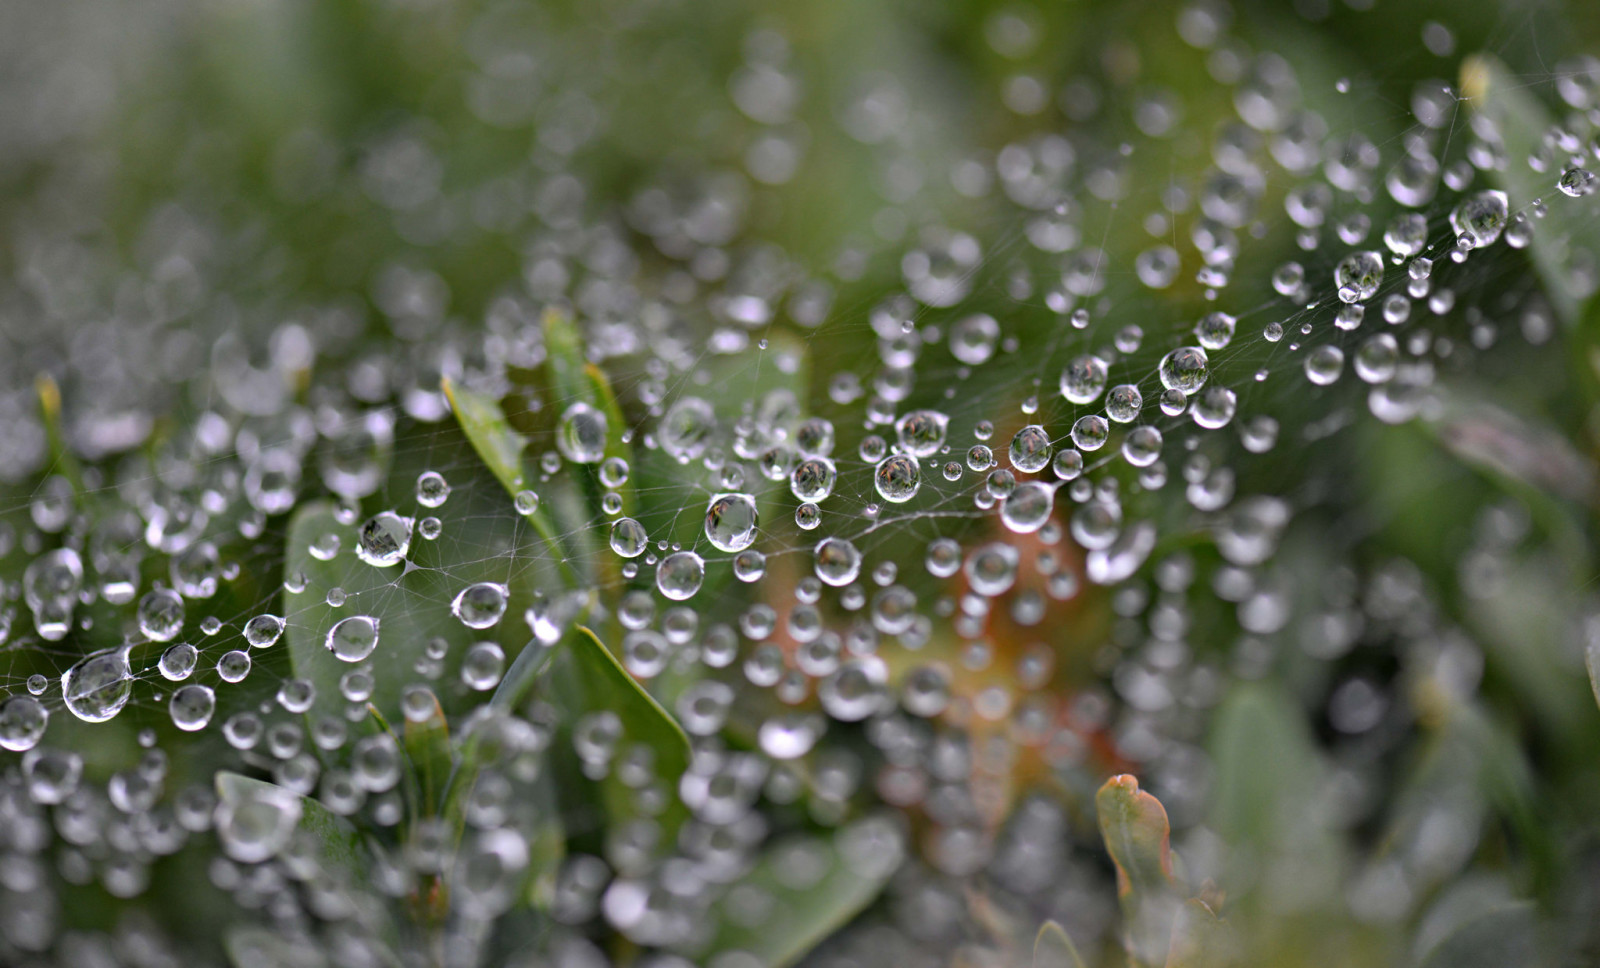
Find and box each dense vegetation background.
[1,0,1600,966]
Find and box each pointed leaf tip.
[1096,773,1175,897]
[1033,920,1086,968]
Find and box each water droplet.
[873,455,921,503]
[453,583,509,629]
[705,493,760,553]
[659,396,717,461]
[1059,355,1108,404]
[169,684,216,731]
[416,470,451,507]
[610,517,649,558]
[159,643,198,681]
[138,588,186,642]
[657,552,705,601]
[965,543,1018,596]
[1070,415,1109,451]
[326,615,381,661]
[557,402,609,464]
[1305,344,1346,385]
[356,511,412,567]
[949,313,1000,364]
[894,409,949,457]
[0,695,48,751]
[1558,166,1596,197]
[1194,311,1237,350]
[62,648,133,723]
[1158,346,1210,393]
[1450,189,1509,247]
[791,457,837,502]
[244,614,285,648]
[818,658,889,720]
[1122,426,1164,466]
[1009,425,1052,473]
[1334,250,1384,303]
[216,783,301,864]
[814,537,862,587]
[1105,384,1143,423]
[217,649,252,683]
[1000,481,1055,533]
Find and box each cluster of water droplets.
[0,0,1594,965]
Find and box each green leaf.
[584,360,638,517]
[1096,774,1180,968]
[224,926,330,968]
[440,637,565,904]
[1164,899,1234,968]
[702,815,903,968]
[442,376,579,585]
[1033,920,1087,968]
[549,625,692,848]
[541,306,591,415]
[403,689,452,818]
[1416,902,1538,968]
[283,501,455,725]
[215,771,365,877]
[35,373,87,499]
[1097,773,1176,899]
[440,376,529,498]
[491,638,558,712]
[631,330,810,597]
[1462,55,1600,328]
[1205,683,1321,851]
[441,638,558,815]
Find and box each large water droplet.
[610,517,649,558]
[452,583,509,629]
[894,409,949,457]
[169,683,216,731]
[657,552,705,601]
[705,493,759,553]
[556,402,608,464]
[873,455,921,503]
[1158,346,1210,393]
[1334,250,1384,303]
[326,615,381,662]
[356,511,413,567]
[138,588,186,642]
[814,537,862,587]
[62,648,133,723]
[0,695,48,751]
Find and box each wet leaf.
[442,376,578,582]
[1096,773,1180,968]
[281,495,541,736]
[1462,54,1600,328]
[702,815,904,968]
[440,377,529,499]
[1097,773,1175,900]
[440,637,565,905]
[1206,683,1319,849]
[1033,920,1087,968]
[224,926,330,968]
[1415,901,1538,968]
[215,771,365,877]
[632,332,810,575]
[282,501,455,726]
[35,374,87,499]
[540,306,640,605]
[548,625,692,847]
[1164,898,1234,968]
[403,690,451,817]
[541,306,592,416]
